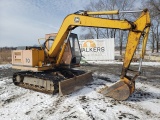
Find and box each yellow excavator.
[12,9,150,100]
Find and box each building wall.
[79,38,115,61]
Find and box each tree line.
[79,0,160,55]
[0,47,16,51]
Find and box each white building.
[79,38,115,61]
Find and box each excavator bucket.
[59,72,93,95]
[99,78,135,101]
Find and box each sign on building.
[79,38,115,61]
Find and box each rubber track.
[13,70,65,94]
[12,69,86,94]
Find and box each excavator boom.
[48,14,133,58]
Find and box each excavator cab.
[45,33,82,67]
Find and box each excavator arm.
[98,9,150,100]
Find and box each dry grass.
[0,50,12,64]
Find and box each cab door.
[69,33,82,65]
[61,33,81,67]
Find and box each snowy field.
[87,61,160,67]
[0,63,160,120]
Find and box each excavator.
[12,9,150,100]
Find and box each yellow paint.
[56,42,67,66]
[87,10,119,15]
[38,61,42,67]
[123,10,150,68]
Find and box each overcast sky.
[0,0,90,47]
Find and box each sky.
[0,0,90,47]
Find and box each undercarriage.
[13,69,93,95]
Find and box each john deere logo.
[81,40,105,52]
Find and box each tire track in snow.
[0,78,29,107]
[0,94,27,107]
[44,96,66,115]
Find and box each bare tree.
[79,30,94,40]
[142,0,160,53]
[81,0,137,55]
[150,25,156,53]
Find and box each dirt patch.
[0,49,12,64]
[79,64,160,87]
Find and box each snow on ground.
[0,77,160,120]
[0,63,160,120]
[87,61,160,66]
[0,64,12,69]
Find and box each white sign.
[79,38,115,60]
